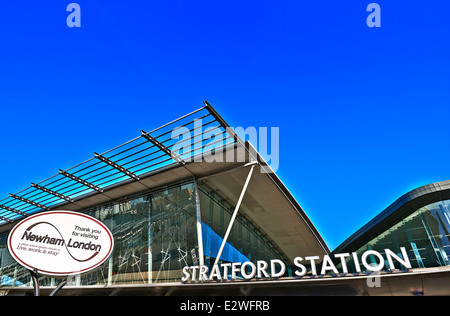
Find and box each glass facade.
[0,179,288,288]
[340,199,450,272]
[197,183,288,272]
[0,180,199,287]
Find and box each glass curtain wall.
[0,178,290,287]
[339,199,450,272]
[0,180,198,288]
[197,182,287,274]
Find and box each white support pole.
[194,181,205,267]
[148,215,153,284]
[213,164,255,267]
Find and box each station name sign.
[182,247,412,282]
[8,211,114,277]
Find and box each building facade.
[1,102,450,295]
[0,102,329,294]
[333,180,450,272]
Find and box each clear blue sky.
[0,1,449,250]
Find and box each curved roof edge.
[0,101,330,258]
[202,104,330,256]
[261,159,331,255]
[333,180,450,254]
[245,141,330,255]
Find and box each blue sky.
[0,1,449,250]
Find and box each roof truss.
[0,101,237,226]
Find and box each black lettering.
[21,230,32,240]
[67,238,101,252]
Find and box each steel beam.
[59,169,103,193]
[0,215,12,223]
[9,193,49,211]
[213,164,255,266]
[94,152,140,181]
[31,182,74,203]
[140,130,185,165]
[0,203,27,217]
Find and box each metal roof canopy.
[0,101,329,260]
[0,102,232,225]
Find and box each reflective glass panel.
[0,180,198,287]
[197,182,287,273]
[340,199,450,272]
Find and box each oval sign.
[7,211,114,277]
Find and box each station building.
[1,102,450,295]
[332,180,450,281]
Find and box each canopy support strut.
[213,163,255,267]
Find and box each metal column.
[213,164,255,267]
[194,181,205,267]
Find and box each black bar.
[203,100,233,132]
[31,182,74,202]
[59,169,103,193]
[94,152,140,181]
[141,130,185,165]
[0,203,27,216]
[0,215,12,223]
[49,279,69,296]
[29,269,40,297]
[9,193,49,211]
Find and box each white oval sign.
[7,211,114,277]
